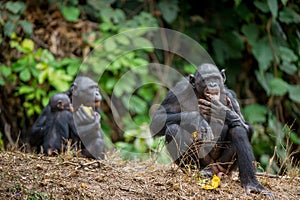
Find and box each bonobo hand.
[199,97,241,127]
[198,119,214,141]
[73,106,101,135]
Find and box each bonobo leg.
[165,124,215,169]
[229,126,275,199]
[165,124,194,167]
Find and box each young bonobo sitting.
[43,93,78,155]
[150,63,274,199]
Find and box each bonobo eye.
[57,100,63,109]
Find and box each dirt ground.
[0,150,299,200]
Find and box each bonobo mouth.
[204,89,220,101]
[95,100,101,109]
[65,104,74,112]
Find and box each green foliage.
[1,34,78,116]
[0,131,4,151]
[115,123,170,163]
[0,1,32,36]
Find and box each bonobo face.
[50,93,73,112]
[72,76,102,110]
[193,63,224,101]
[203,78,221,101]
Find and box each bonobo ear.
[72,83,78,96]
[189,74,195,87]
[221,69,226,83]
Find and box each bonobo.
[71,76,105,159]
[42,93,78,155]
[150,63,274,199]
[30,76,105,159]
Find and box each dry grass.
[0,150,299,200]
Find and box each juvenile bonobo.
[43,93,78,155]
[71,76,105,159]
[150,63,274,199]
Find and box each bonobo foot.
[244,182,275,200]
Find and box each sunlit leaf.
[18,85,34,94]
[133,37,153,52]
[104,38,117,52]
[0,65,12,77]
[0,77,5,86]
[279,46,298,62]
[20,69,31,82]
[61,6,80,22]
[115,34,130,46]
[21,38,34,52]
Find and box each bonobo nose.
[209,82,217,87]
[95,91,102,101]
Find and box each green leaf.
[158,0,179,24]
[21,38,34,52]
[0,77,5,86]
[243,104,268,123]
[0,65,12,77]
[279,7,300,24]
[115,34,130,46]
[128,95,148,114]
[254,1,269,13]
[5,1,26,14]
[288,85,300,103]
[18,20,33,35]
[133,37,153,52]
[279,62,297,75]
[241,24,259,47]
[4,21,16,37]
[290,132,300,144]
[267,0,278,18]
[18,85,34,94]
[281,0,288,5]
[269,78,290,96]
[20,69,31,82]
[252,37,273,71]
[212,39,227,65]
[104,38,117,52]
[61,6,80,22]
[279,46,298,62]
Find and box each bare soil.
[0,151,299,200]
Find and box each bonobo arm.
[73,106,104,159]
[150,108,212,139]
[29,105,51,146]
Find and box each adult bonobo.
[30,76,105,159]
[43,93,78,155]
[150,64,274,199]
[71,76,105,159]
